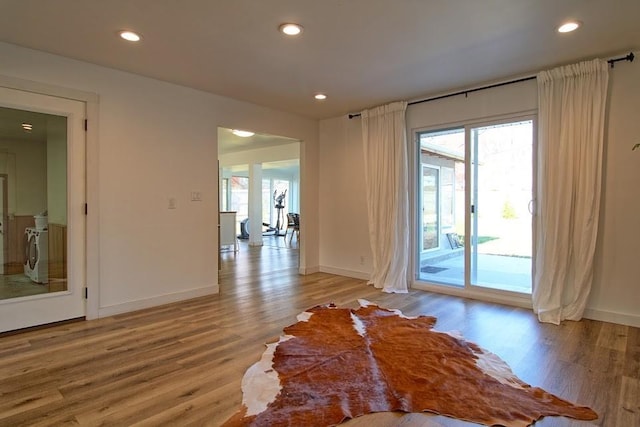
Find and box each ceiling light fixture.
[119,30,141,42]
[557,20,581,33]
[232,129,255,138]
[279,23,303,36]
[21,123,33,132]
[314,93,327,100]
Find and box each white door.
[0,86,86,332]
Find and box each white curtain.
[533,59,609,324]
[361,101,409,293]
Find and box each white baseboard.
[98,284,219,318]
[411,282,533,309]
[412,283,640,327]
[299,265,320,275]
[583,308,640,328]
[319,266,371,281]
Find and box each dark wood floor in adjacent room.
[0,237,638,426]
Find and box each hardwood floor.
[0,239,638,426]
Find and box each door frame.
[410,111,536,308]
[0,174,7,275]
[0,74,100,321]
[466,115,537,292]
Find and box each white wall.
[219,142,300,168]
[0,41,319,316]
[319,62,640,327]
[588,62,640,325]
[46,115,67,225]
[318,116,372,279]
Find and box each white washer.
[24,227,49,284]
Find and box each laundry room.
[0,106,68,300]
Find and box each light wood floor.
[0,239,638,426]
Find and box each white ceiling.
[0,1,638,120]
[218,127,299,155]
[218,127,300,176]
[222,159,300,178]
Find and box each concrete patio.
[419,253,532,294]
[418,220,533,294]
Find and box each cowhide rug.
[222,301,597,427]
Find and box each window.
[221,178,229,211]
[229,176,249,224]
[421,165,439,251]
[417,128,465,286]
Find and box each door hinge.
[471,205,475,214]
[84,203,88,215]
[84,287,88,299]
[84,119,88,131]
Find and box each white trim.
[0,74,99,103]
[583,308,640,328]
[319,266,370,281]
[98,284,219,317]
[85,99,100,320]
[411,113,537,301]
[299,265,319,275]
[412,281,532,309]
[411,110,538,137]
[0,74,101,321]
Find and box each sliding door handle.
[528,199,535,215]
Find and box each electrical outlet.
[359,255,365,265]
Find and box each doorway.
[470,120,534,293]
[0,86,86,332]
[416,117,534,295]
[217,127,301,276]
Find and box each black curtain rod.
[348,52,635,119]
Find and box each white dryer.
[24,227,49,284]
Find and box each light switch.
[168,197,177,209]
[191,191,202,201]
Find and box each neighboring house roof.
[421,144,464,162]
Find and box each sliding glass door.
[416,117,534,294]
[470,120,533,293]
[417,128,465,286]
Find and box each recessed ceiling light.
[279,23,303,36]
[557,21,581,33]
[232,129,255,138]
[119,30,141,42]
[314,93,327,100]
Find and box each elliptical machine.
[237,189,288,239]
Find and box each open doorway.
[217,127,301,278]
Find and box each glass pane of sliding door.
[417,128,465,286]
[421,165,439,252]
[470,120,533,293]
